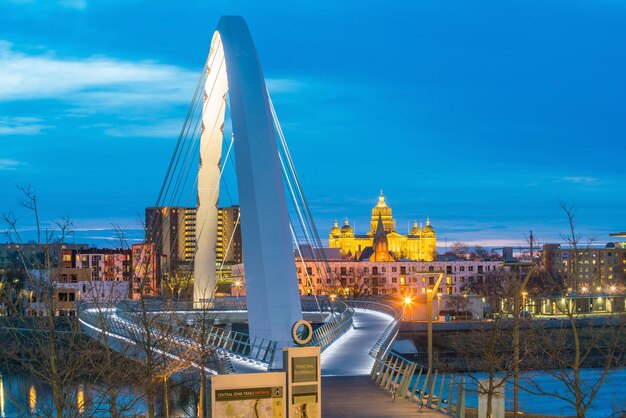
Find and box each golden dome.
[370,190,394,233]
[330,220,341,237]
[376,190,388,207]
[423,217,435,233]
[340,218,353,235]
[410,220,420,236]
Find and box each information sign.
[212,372,286,418]
[283,346,321,418]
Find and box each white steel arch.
[194,16,303,346]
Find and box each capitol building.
[329,192,437,262]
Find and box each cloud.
[9,0,86,10]
[0,159,22,170]
[0,116,47,135]
[58,0,86,9]
[266,78,305,94]
[0,41,197,110]
[103,119,184,139]
[556,176,601,185]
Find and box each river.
[0,368,198,417]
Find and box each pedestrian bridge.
[78,298,400,377]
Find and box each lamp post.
[233,280,241,299]
[513,266,537,417]
[427,273,444,375]
[402,296,412,321]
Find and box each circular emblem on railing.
[292,320,313,346]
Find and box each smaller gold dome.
[330,220,341,236]
[410,220,420,236]
[340,218,353,234]
[423,217,435,233]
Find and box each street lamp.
[403,296,413,321]
[513,266,537,417]
[329,293,337,316]
[233,280,241,299]
[426,273,444,376]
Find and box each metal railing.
[115,301,278,367]
[77,303,235,375]
[342,299,403,359]
[339,297,467,417]
[370,350,466,417]
[79,297,357,371]
[308,301,354,352]
[117,297,335,314]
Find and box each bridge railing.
[116,298,249,313]
[77,302,235,374]
[79,297,360,371]
[370,349,466,417]
[308,301,354,352]
[341,298,403,360]
[114,301,278,367]
[339,297,467,417]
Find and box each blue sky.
[0,0,625,249]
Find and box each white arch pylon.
[194,16,303,347]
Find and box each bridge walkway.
[322,376,447,417]
[321,308,393,376]
[228,308,394,375]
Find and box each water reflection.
[0,368,198,417]
[28,384,36,414]
[77,384,85,415]
[1,373,5,418]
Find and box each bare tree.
[444,294,471,319]
[108,223,191,418]
[163,271,193,301]
[451,242,469,259]
[0,185,90,417]
[522,203,625,418]
[470,245,489,260]
[79,224,148,417]
[343,266,380,297]
[448,270,524,418]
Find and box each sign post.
[211,372,286,418]
[283,346,321,418]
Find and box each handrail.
[341,299,404,360]
[308,301,354,352]
[116,297,336,314]
[77,302,235,374]
[116,302,277,367]
[78,298,358,370]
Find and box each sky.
[0,0,625,249]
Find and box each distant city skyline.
[1,1,624,248]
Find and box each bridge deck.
[322,376,447,417]
[321,308,393,376]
